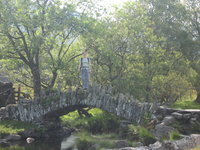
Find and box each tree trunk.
[31,66,41,99]
[195,91,200,103]
[48,70,57,89]
[194,74,200,104]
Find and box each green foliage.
[152,72,192,104]
[169,131,181,141]
[61,108,120,134]
[191,146,200,150]
[0,0,199,105]
[0,120,37,138]
[127,124,156,145]
[0,0,99,96]
[87,111,119,134]
[171,100,200,109]
[0,146,25,150]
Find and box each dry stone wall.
[0,83,154,124]
[0,82,15,107]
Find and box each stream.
[0,135,78,150]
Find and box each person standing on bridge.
[79,51,91,89]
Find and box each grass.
[171,100,200,109]
[60,108,120,134]
[0,145,25,150]
[191,146,200,150]
[0,120,37,138]
[75,131,122,150]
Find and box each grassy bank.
[0,120,37,138]
[191,146,200,150]
[171,100,200,109]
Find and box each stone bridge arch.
[0,83,155,124]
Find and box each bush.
[127,125,156,145]
[152,72,192,105]
[0,120,37,138]
[61,108,120,134]
[87,112,120,134]
[77,138,93,150]
[169,131,181,141]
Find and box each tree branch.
[16,79,33,88]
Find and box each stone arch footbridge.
[0,83,155,124]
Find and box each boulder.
[153,124,177,139]
[26,137,35,143]
[162,116,176,126]
[149,141,162,150]
[171,112,183,120]
[182,113,191,120]
[0,139,10,147]
[162,134,200,150]
[115,140,129,148]
[5,134,21,141]
[18,129,42,139]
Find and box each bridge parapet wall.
[0,83,155,124]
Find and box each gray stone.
[115,140,129,148]
[135,142,144,147]
[0,83,154,124]
[5,134,21,141]
[120,147,147,150]
[26,137,35,143]
[162,134,200,150]
[0,139,10,147]
[183,113,191,120]
[153,124,176,139]
[162,116,176,126]
[109,134,200,150]
[0,81,15,107]
[171,112,183,120]
[149,141,163,150]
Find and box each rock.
[120,120,132,128]
[0,139,10,147]
[149,141,162,150]
[153,124,177,139]
[191,134,200,146]
[162,141,178,150]
[135,142,143,147]
[171,112,183,120]
[43,127,73,138]
[161,134,200,150]
[162,116,176,126]
[182,113,191,120]
[190,117,197,124]
[18,129,42,139]
[115,140,129,148]
[0,81,15,107]
[120,147,141,150]
[26,137,35,143]
[5,134,21,141]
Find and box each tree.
[143,0,200,102]
[0,0,96,98]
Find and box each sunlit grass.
[170,90,200,109]
[0,120,37,138]
[171,100,200,109]
[0,145,25,150]
[191,146,200,150]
